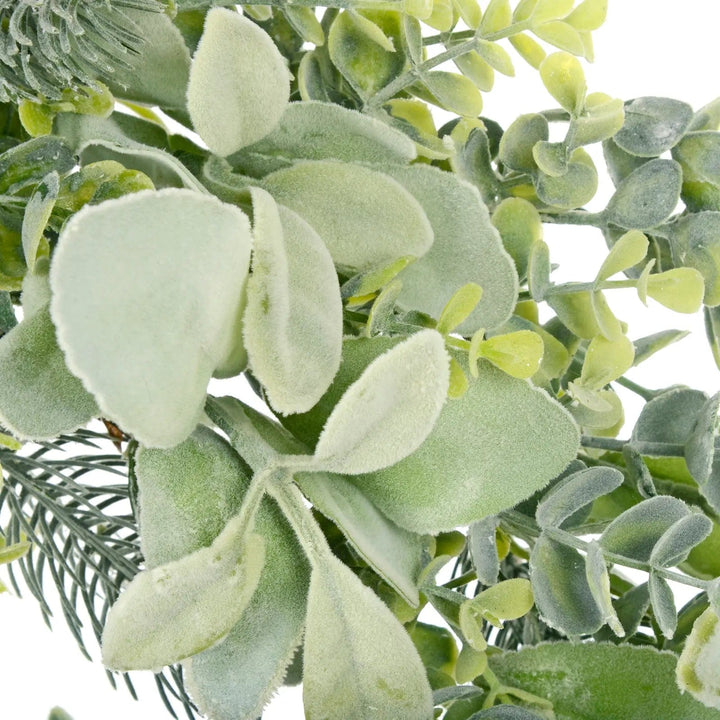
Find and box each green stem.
[234,463,286,536]
[444,570,477,589]
[580,436,686,457]
[543,278,638,297]
[540,210,605,226]
[614,375,659,401]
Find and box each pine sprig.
[0,429,200,720]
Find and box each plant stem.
[614,375,659,401]
[580,436,686,456]
[540,210,605,226]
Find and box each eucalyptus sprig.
[2,1,720,719]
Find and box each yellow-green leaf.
[437,283,484,335]
[539,51,587,116]
[478,0,511,35]
[646,268,705,314]
[597,230,649,282]
[579,333,635,390]
[478,330,545,379]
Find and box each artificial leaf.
[533,140,568,176]
[455,644,488,684]
[476,330,545,379]
[530,534,604,635]
[244,188,342,415]
[263,160,433,271]
[535,148,598,209]
[649,572,677,639]
[645,268,705,313]
[532,0,573,23]
[590,290,623,341]
[528,240,552,301]
[565,0,607,30]
[478,0,511,34]
[303,554,434,719]
[312,329,449,474]
[614,97,693,157]
[633,328,690,366]
[491,197,543,280]
[509,33,547,69]
[676,606,720,711]
[285,6,325,45]
[0,306,97,440]
[633,387,708,448]
[597,230,648,282]
[684,392,720,485]
[50,190,252,448]
[490,643,720,719]
[578,333,635,390]
[539,52,586,116]
[498,114,549,172]
[705,305,720,370]
[673,131,720,185]
[650,513,713,569]
[424,0,454,31]
[437,283,484,335]
[416,71,484,117]
[453,0,482,27]
[187,8,290,156]
[533,21,584,56]
[454,52,495,93]
[468,516,501,586]
[585,541,624,636]
[571,93,625,147]
[408,622,459,688]
[21,172,57,272]
[475,40,515,76]
[381,164,519,333]
[462,578,534,634]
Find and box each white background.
[2,2,720,718]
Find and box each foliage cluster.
[2,1,720,718]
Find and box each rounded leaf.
[677,607,720,710]
[539,52,586,115]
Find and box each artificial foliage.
[3,1,720,719]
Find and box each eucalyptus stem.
[580,436,686,457]
[543,278,638,297]
[540,210,606,226]
[614,375,660,401]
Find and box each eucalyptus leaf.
[303,554,434,719]
[263,160,433,271]
[50,190,252,448]
[578,333,635,390]
[498,113,548,172]
[539,52,586,116]
[673,131,720,185]
[312,329,449,474]
[571,93,625,147]
[468,708,544,720]
[684,392,720,485]
[633,329,690,366]
[468,516,501,586]
[649,572,677,639]
[21,172,57,272]
[597,229,648,282]
[633,387,708,448]
[650,513,713,569]
[676,606,720,711]
[645,268,705,313]
[535,148,598,209]
[491,197,543,280]
[585,541,624,636]
[528,240,552,301]
[187,8,290,156]
[414,71,484,117]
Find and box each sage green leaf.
[614,97,693,158]
[585,541,624,636]
[244,101,416,165]
[673,131,720,185]
[533,140,568,176]
[633,387,708,447]
[539,52,586,116]
[264,160,433,271]
[536,467,623,530]
[677,606,720,710]
[0,306,97,440]
[105,8,190,110]
[285,6,325,45]
[535,148,598,209]
[21,172,57,272]
[462,578,534,632]
[530,534,604,636]
[498,113,549,172]
[633,329,690,366]
[475,39,515,76]
[668,212,720,306]
[468,516,501,586]
[649,572,677,639]
[685,392,720,485]
[603,137,649,187]
[597,230,648,282]
[468,708,544,719]
[101,526,265,671]
[454,51,495,93]
[50,190,252,448]
[491,197,543,280]
[490,643,720,719]
[408,622,459,688]
[136,426,310,720]
[437,283,484,335]
[600,496,691,562]
[414,71,483,117]
[532,0,573,23]
[0,136,74,195]
[304,554,434,720]
[244,188,342,415]
[570,389,623,431]
[528,240,552,301]
[590,290,623,340]
[605,159,682,230]
[705,305,720,370]
[571,93,625,148]
[187,8,290,156]
[313,329,449,474]
[650,514,713,569]
[380,164,518,332]
[578,333,635,390]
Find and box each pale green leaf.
[571,93,625,147]
[263,160,433,271]
[633,328,689,366]
[547,290,600,338]
[424,0,455,31]
[437,283,484,335]
[465,578,534,628]
[0,539,30,564]
[454,52,495,92]
[570,388,624,430]
[533,21,584,56]
[491,643,720,718]
[498,114,549,172]
[650,513,713,569]
[530,534,604,635]
[649,572,677,639]
[673,131,720,185]
[509,33,547,69]
[677,607,720,711]
[491,197,543,280]
[101,527,265,671]
[706,305,720,370]
[597,230,649,282]
[342,256,416,304]
[417,71,483,117]
[303,555,434,719]
[477,330,544,379]
[590,290,623,341]
[633,387,708,447]
[313,330,449,474]
[478,0,511,34]
[685,392,720,485]
[565,0,607,30]
[475,39,515,76]
[0,306,97,440]
[468,516,501,586]
[50,190,252,448]
[453,0,482,27]
[614,97,693,158]
[533,140,568,177]
[244,101,417,165]
[579,333,635,390]
[22,172,57,272]
[535,148,598,209]
[455,644,488,684]
[539,52,586,116]
[532,0,573,23]
[646,268,705,313]
[585,541,624,636]
[528,240,552,301]
[285,6,325,45]
[380,164,518,333]
[187,9,290,156]
[244,188,342,415]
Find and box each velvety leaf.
[600,496,691,562]
[437,283,484,335]
[649,572,677,639]
[312,329,449,474]
[528,240,552,301]
[533,21,585,56]
[415,71,484,117]
[646,268,705,313]
[454,52,495,93]
[303,554,434,719]
[685,392,720,485]
[565,0,607,30]
[21,172,57,272]
[491,643,720,719]
[535,148,598,209]
[462,578,534,632]
[0,306,97,440]
[539,52,586,115]
[468,516,501,586]
[650,514,713,569]
[673,131,720,185]
[614,97,693,157]
[476,330,544,379]
[498,114,549,172]
[50,190,252,448]
[187,9,290,156]
[263,160,433,271]
[597,230,648,282]
[571,93,624,147]
[633,387,708,447]
[468,708,544,720]
[578,333,635,390]
[530,534,604,635]
[570,389,623,431]
[491,197,543,280]
[633,329,690,366]
[244,101,416,165]
[381,164,518,333]
[478,0,511,34]
[533,140,568,176]
[605,159,682,230]
[585,541,624,636]
[509,33,547,69]
[244,188,342,415]
[676,607,720,711]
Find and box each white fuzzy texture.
[313,329,450,475]
[244,188,343,414]
[50,189,252,448]
[678,607,720,709]
[187,9,290,157]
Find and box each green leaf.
[533,21,585,56]
[454,51,495,92]
[263,160,433,271]
[475,39,515,76]
[571,93,625,147]
[685,392,720,485]
[101,526,265,671]
[649,572,677,639]
[0,539,30,564]
[597,230,649,282]
[535,148,598,209]
[605,159,682,230]
[21,172,57,272]
[437,283,484,335]
[565,0,607,30]
[532,0,574,23]
[528,240,552,301]
[285,6,325,45]
[498,114,549,172]
[579,333,635,390]
[415,71,484,117]
[705,305,720,370]
[478,0,511,34]
[509,33,547,69]
[633,329,690,366]
[468,516,501,586]
[453,0,482,27]
[187,9,290,156]
[633,387,708,448]
[585,541,624,636]
[650,514,713,569]
[244,101,417,165]
[380,164,519,333]
[476,330,545,379]
[455,644,488,685]
[424,0,454,31]
[533,140,569,176]
[590,290,623,341]
[645,268,705,313]
[492,197,543,280]
[47,709,74,720]
[0,306,97,440]
[0,136,75,195]
[490,642,720,719]
[547,290,600,338]
[614,97,693,157]
[536,467,624,529]
[673,131,720,185]
[408,622,459,687]
[50,190,252,448]
[303,554,434,719]
[461,578,534,635]
[600,496,691,562]
[312,329,450,474]
[539,52,586,115]
[676,607,720,711]
[530,534,604,635]
[244,188,342,415]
